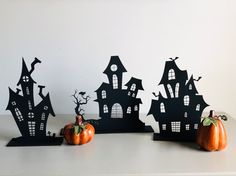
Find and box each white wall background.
[0,0,236,118]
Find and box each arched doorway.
[111,103,123,118]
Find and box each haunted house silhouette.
[92,56,147,133]
[148,58,209,141]
[6,58,63,146]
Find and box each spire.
[17,58,36,86]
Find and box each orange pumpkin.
[196,110,227,151]
[63,115,95,145]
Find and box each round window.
[110,64,117,72]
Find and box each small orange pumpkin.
[63,115,95,145]
[196,110,227,151]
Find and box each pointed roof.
[6,87,25,110]
[194,95,209,110]
[35,93,55,117]
[185,75,198,94]
[159,60,188,85]
[147,99,159,116]
[95,82,111,92]
[103,56,127,75]
[17,58,36,86]
[125,77,144,91]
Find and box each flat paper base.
[153,133,196,142]
[86,119,153,133]
[7,136,63,147]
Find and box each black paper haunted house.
[6,58,63,146]
[92,56,149,133]
[148,57,209,141]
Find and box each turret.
[103,56,127,90]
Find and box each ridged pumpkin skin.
[63,115,95,145]
[197,117,227,151]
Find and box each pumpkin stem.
[209,110,215,118]
[75,115,84,125]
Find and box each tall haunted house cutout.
[92,56,148,133]
[148,58,209,141]
[6,58,63,146]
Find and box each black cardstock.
[6,58,63,146]
[148,57,209,141]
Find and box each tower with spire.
[93,56,146,133]
[148,57,209,141]
[6,58,62,146]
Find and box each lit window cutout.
[22,76,29,82]
[103,105,108,113]
[162,124,166,130]
[110,64,118,72]
[127,107,131,114]
[130,84,136,91]
[194,124,198,129]
[134,105,138,111]
[102,90,106,99]
[168,69,175,80]
[132,93,135,97]
[40,123,44,131]
[175,83,179,98]
[44,106,48,110]
[112,74,118,89]
[28,100,32,110]
[12,101,16,106]
[28,121,36,136]
[111,103,123,118]
[185,124,190,130]
[41,112,46,120]
[160,103,165,113]
[15,108,23,121]
[167,84,174,98]
[28,112,34,118]
[189,84,192,90]
[128,91,131,96]
[26,87,30,95]
[196,104,200,111]
[184,112,188,118]
[171,121,181,132]
[184,95,190,106]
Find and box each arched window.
[160,103,165,113]
[15,108,23,121]
[184,112,188,118]
[130,84,136,91]
[184,95,190,106]
[102,90,106,99]
[112,74,118,89]
[103,105,108,113]
[175,83,179,98]
[132,93,135,97]
[111,103,123,118]
[168,69,175,80]
[167,84,174,98]
[134,105,138,111]
[128,91,131,96]
[127,107,131,114]
[189,84,192,90]
[196,104,200,111]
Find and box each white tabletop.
[0,113,235,176]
